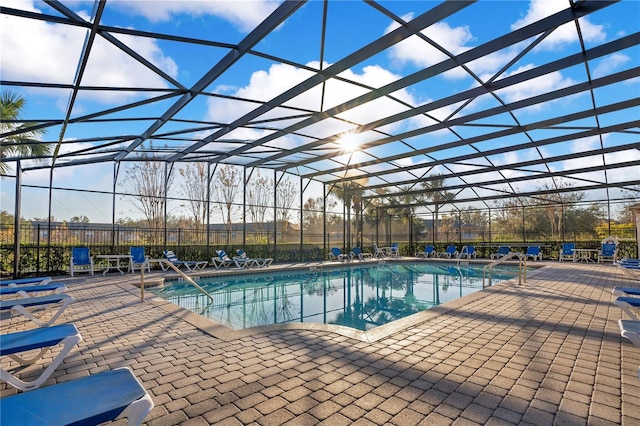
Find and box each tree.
[213,164,242,229]
[70,215,90,223]
[275,176,299,229]
[246,171,272,226]
[178,163,211,228]
[0,91,50,174]
[422,174,456,242]
[121,152,173,233]
[303,196,336,234]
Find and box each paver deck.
[1,261,639,425]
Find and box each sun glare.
[338,133,361,153]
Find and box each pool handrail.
[483,252,527,288]
[139,259,213,303]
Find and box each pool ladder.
[482,252,527,288]
[138,259,214,302]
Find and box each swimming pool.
[149,262,522,332]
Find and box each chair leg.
[1,333,82,391]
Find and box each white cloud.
[592,53,630,79]
[511,0,606,50]
[205,61,420,149]
[113,0,281,33]
[0,0,178,105]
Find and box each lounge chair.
[617,259,640,278]
[613,296,640,320]
[162,250,208,271]
[490,246,510,260]
[439,245,458,258]
[415,245,436,258]
[0,367,154,426]
[0,323,82,391]
[211,250,234,268]
[0,293,75,326]
[559,243,575,262]
[389,243,399,258]
[0,277,52,287]
[0,282,67,298]
[329,247,349,262]
[618,319,640,348]
[70,247,94,277]
[235,249,273,267]
[350,247,373,261]
[525,246,542,261]
[612,287,640,297]
[459,246,477,259]
[129,246,150,273]
[598,242,618,263]
[373,244,386,258]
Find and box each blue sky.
[1,0,639,223]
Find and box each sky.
[1,0,639,223]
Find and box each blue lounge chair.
[0,323,81,391]
[0,294,75,326]
[490,246,510,260]
[235,249,273,267]
[559,243,575,262]
[598,243,618,263]
[0,277,52,287]
[612,287,640,297]
[211,250,235,269]
[129,246,150,273]
[350,247,372,261]
[614,296,640,320]
[459,246,477,259]
[163,250,208,271]
[389,243,399,258]
[329,247,349,262]
[618,319,640,348]
[0,282,67,298]
[70,247,94,277]
[416,245,436,258]
[0,367,154,426]
[440,245,458,258]
[525,246,542,261]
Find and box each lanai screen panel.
[1,0,638,211]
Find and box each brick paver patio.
[2,261,639,425]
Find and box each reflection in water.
[149,263,519,331]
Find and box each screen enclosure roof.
[1,0,639,212]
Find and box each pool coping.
[122,259,547,343]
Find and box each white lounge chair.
[235,249,273,267]
[162,250,208,271]
[212,250,235,268]
[0,323,82,391]
[614,296,640,320]
[491,246,510,260]
[0,367,154,426]
[373,244,386,258]
[619,319,640,348]
[0,282,67,298]
[0,293,75,326]
[525,246,542,261]
[415,245,436,258]
[0,277,52,287]
[70,247,94,277]
[439,245,458,258]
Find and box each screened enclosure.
[1,0,639,276]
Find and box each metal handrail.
[138,259,213,302]
[482,252,527,288]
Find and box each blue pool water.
[149,262,522,331]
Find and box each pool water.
[149,262,522,331]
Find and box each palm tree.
[0,90,49,174]
[422,174,456,242]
